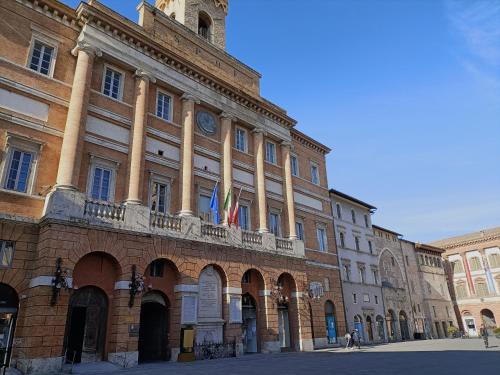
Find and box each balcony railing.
[150,212,182,232]
[242,230,263,246]
[84,200,125,221]
[276,237,293,252]
[201,223,228,240]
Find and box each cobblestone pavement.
[67,338,500,375]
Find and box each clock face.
[196,111,217,136]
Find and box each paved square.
[69,338,500,375]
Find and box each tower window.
[198,12,212,41]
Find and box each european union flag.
[209,182,220,224]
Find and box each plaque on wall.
[181,295,198,325]
[198,266,222,319]
[229,295,242,323]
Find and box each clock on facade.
[196,111,217,135]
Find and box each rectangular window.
[353,293,357,304]
[4,149,34,193]
[368,240,373,254]
[90,166,112,201]
[150,180,170,214]
[239,204,250,230]
[355,236,360,251]
[291,155,299,176]
[339,232,345,248]
[317,227,327,252]
[296,221,304,241]
[310,163,319,184]
[364,214,369,227]
[363,293,370,303]
[343,264,351,281]
[102,67,123,100]
[446,306,450,317]
[156,91,172,121]
[375,295,379,304]
[405,255,409,266]
[269,212,281,237]
[198,194,212,222]
[265,141,276,164]
[29,40,55,76]
[372,270,379,284]
[351,209,356,224]
[336,203,342,219]
[432,306,437,317]
[0,240,15,268]
[235,128,247,152]
[417,304,421,313]
[469,257,482,271]
[359,267,366,283]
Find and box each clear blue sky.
[62,0,500,242]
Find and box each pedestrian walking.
[480,325,489,349]
[352,329,361,349]
[344,332,351,349]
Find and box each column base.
[258,228,269,233]
[53,184,78,191]
[178,210,194,217]
[124,199,142,205]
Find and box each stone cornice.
[291,129,331,155]
[15,0,79,30]
[74,1,296,130]
[439,233,500,251]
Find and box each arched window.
[475,279,488,297]
[469,257,482,271]
[198,12,212,41]
[452,260,464,273]
[455,283,467,299]
[488,253,500,268]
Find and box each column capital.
[71,41,102,58]
[252,127,266,136]
[181,93,200,104]
[134,69,156,83]
[220,112,237,121]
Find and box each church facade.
[0,0,345,373]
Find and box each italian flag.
[223,187,232,225]
[230,188,243,228]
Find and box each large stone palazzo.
[1,218,343,374]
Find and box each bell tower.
[156,0,228,49]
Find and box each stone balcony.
[43,189,305,258]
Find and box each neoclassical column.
[179,93,199,216]
[253,128,268,233]
[126,69,156,204]
[281,141,297,240]
[220,113,235,225]
[56,42,101,189]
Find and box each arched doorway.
[139,292,169,363]
[386,310,397,341]
[65,286,108,363]
[242,293,258,353]
[366,315,374,342]
[376,315,385,341]
[399,311,410,341]
[481,309,496,335]
[0,283,19,371]
[276,273,296,351]
[354,315,364,341]
[324,301,337,344]
[462,311,477,337]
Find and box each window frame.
[351,209,356,224]
[148,173,172,215]
[197,188,214,223]
[269,209,282,237]
[155,89,174,122]
[364,214,369,228]
[238,200,251,231]
[354,236,360,251]
[316,225,328,252]
[336,203,342,219]
[0,240,15,268]
[368,240,373,254]
[339,231,345,249]
[265,140,277,164]
[86,155,118,203]
[26,27,59,78]
[0,133,42,196]
[290,154,299,177]
[295,219,305,241]
[234,126,248,153]
[310,162,320,185]
[101,64,125,101]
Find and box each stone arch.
[480,309,496,333]
[139,290,170,363]
[375,315,385,341]
[379,249,404,289]
[399,310,410,340]
[275,272,298,351]
[72,251,121,297]
[198,11,213,41]
[324,300,337,344]
[386,309,398,341]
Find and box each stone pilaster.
[220,113,235,225]
[253,129,268,233]
[126,69,155,204]
[56,42,101,189]
[179,94,199,216]
[281,141,297,240]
